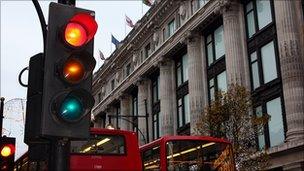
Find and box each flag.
[143,0,153,6]
[125,15,134,28]
[98,49,106,60]
[111,34,120,47]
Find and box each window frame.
[174,49,190,134]
[151,73,161,140]
[168,19,176,38]
[204,22,226,102]
[244,0,286,150]
[207,69,227,102]
[132,92,139,135]
[125,63,131,77]
[248,39,281,91]
[114,104,121,129]
[253,95,287,150]
[205,25,225,67]
[244,0,276,40]
[144,43,151,59]
[111,79,115,91]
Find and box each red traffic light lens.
[63,58,85,84]
[1,144,14,157]
[65,23,87,47]
[64,13,98,47]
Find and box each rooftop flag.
[126,15,135,28]
[98,50,106,60]
[111,34,120,48]
[143,0,153,6]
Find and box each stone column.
[159,58,174,135]
[274,0,304,142]
[120,95,132,131]
[186,31,208,134]
[137,79,150,145]
[222,0,250,88]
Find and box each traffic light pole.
[0,97,4,138]
[50,138,70,171]
[58,0,75,6]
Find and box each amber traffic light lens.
[65,22,87,47]
[63,58,85,84]
[1,145,14,157]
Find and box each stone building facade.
[92,0,304,170]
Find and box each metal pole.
[58,0,75,6]
[0,97,5,137]
[50,138,69,171]
[144,99,149,143]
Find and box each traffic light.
[0,137,15,171]
[39,2,97,138]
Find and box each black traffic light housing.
[40,2,96,138]
[0,137,16,171]
[24,2,97,142]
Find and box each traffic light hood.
[64,13,98,47]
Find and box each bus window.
[70,134,125,155]
[166,141,234,171]
[142,146,161,171]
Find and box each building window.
[152,75,160,104]
[98,92,102,102]
[168,19,176,38]
[249,41,278,90]
[111,79,115,91]
[198,0,209,8]
[208,71,227,101]
[205,23,226,102]
[245,0,273,38]
[175,51,190,132]
[145,43,151,59]
[115,105,121,129]
[125,63,131,77]
[151,74,161,140]
[176,53,188,87]
[162,28,166,41]
[302,0,304,16]
[255,97,285,149]
[191,0,198,14]
[132,94,138,134]
[140,50,144,63]
[206,25,225,66]
[152,112,161,140]
[177,94,190,128]
[245,0,285,150]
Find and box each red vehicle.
[140,136,236,171]
[14,128,142,171]
[70,128,142,170]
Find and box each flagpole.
[124,15,126,37]
[110,34,112,54]
[141,1,143,16]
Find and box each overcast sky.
[1,0,149,159]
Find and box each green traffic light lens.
[59,96,84,121]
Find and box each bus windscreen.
[165,140,234,171]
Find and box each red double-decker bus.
[70,128,142,170]
[140,136,236,171]
[14,128,142,171]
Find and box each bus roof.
[89,128,137,137]
[140,135,231,150]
